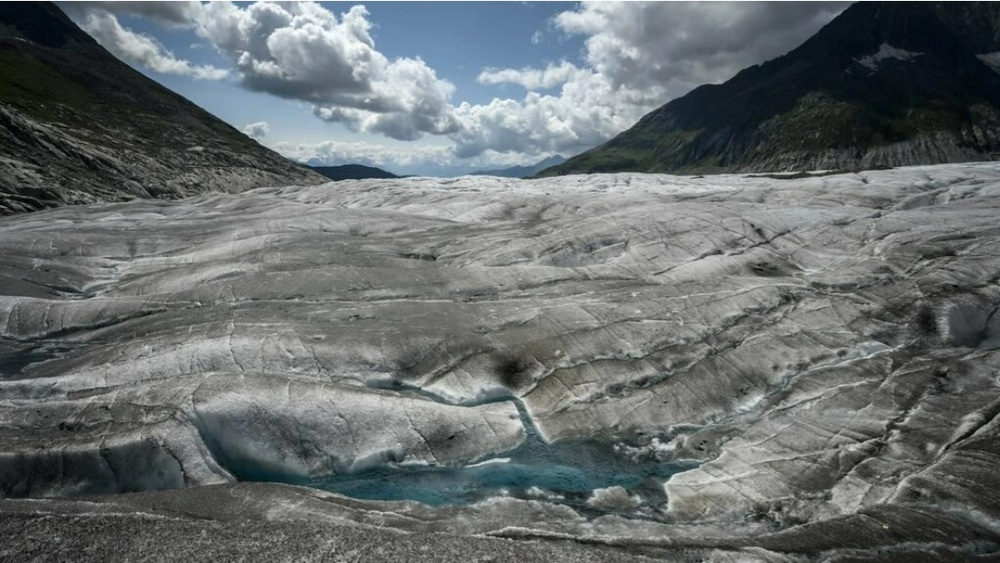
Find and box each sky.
[58,1,849,177]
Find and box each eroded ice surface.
[2,165,1000,545]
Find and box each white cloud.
[75,9,229,80]
[477,61,580,90]
[554,2,848,94]
[243,121,270,139]
[196,2,460,141]
[451,71,657,158]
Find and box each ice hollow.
[191,373,525,481]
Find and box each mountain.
[471,155,566,178]
[0,2,324,214]
[310,164,399,181]
[541,2,1000,177]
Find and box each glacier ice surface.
[2,164,1000,556]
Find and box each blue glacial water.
[310,399,699,509]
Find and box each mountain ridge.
[470,155,566,179]
[541,1,1000,177]
[310,164,399,181]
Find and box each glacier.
[2,164,1000,560]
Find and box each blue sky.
[60,2,848,176]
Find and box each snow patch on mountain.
[977,52,1000,74]
[854,42,924,72]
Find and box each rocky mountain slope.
[2,163,999,560]
[0,3,324,215]
[542,2,1000,176]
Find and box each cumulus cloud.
[451,71,655,158]
[477,61,580,90]
[72,9,229,80]
[196,2,460,141]
[242,121,269,139]
[555,1,849,94]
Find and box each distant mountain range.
[0,2,323,214]
[470,155,566,178]
[309,164,399,181]
[541,2,1000,177]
